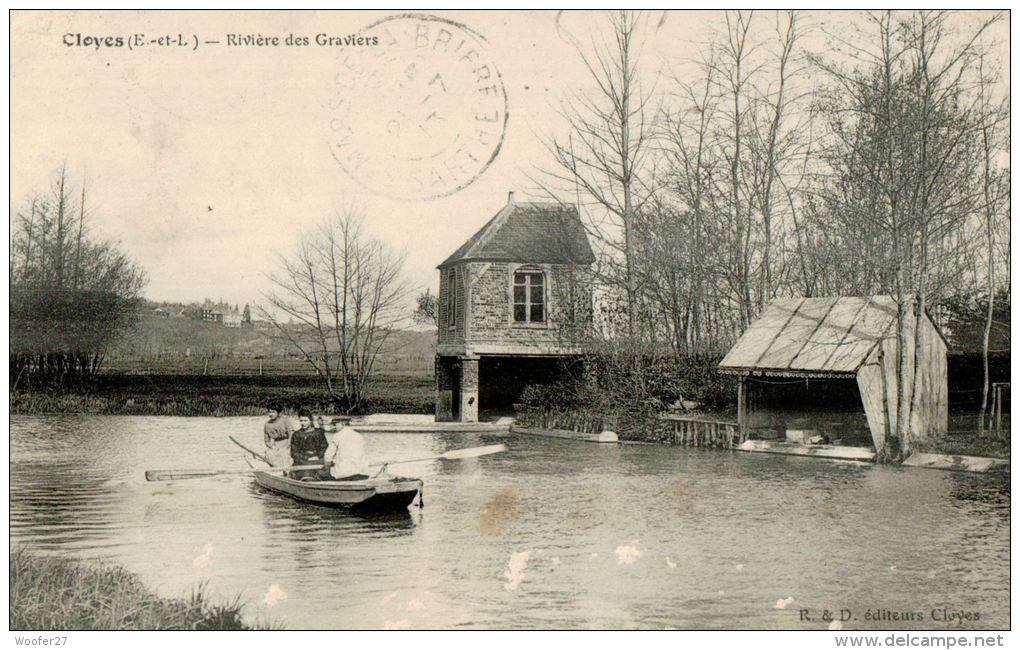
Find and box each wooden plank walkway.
[510,425,618,443]
[902,452,1008,473]
[736,439,876,462]
[353,422,511,433]
[351,415,512,434]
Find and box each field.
[106,313,437,376]
[102,355,433,377]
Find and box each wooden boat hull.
[245,457,422,512]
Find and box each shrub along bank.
[514,353,737,443]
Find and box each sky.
[10,10,1009,318]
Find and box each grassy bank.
[10,372,435,416]
[912,428,1011,459]
[10,549,269,630]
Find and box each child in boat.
[289,409,328,480]
[263,403,294,468]
[319,415,370,481]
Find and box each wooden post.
[258,358,263,376]
[737,376,747,441]
[990,386,998,436]
[994,384,1003,436]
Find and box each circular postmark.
[327,14,508,201]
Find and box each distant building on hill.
[200,299,247,326]
[201,305,223,323]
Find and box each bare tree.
[975,57,1010,434]
[263,210,410,412]
[652,10,811,351]
[542,10,655,341]
[717,11,759,328]
[811,10,1001,460]
[656,41,723,355]
[10,166,147,387]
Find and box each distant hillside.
[110,313,437,365]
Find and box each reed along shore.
[10,549,271,630]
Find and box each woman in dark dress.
[289,409,328,480]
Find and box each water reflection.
[10,460,126,551]
[249,482,420,540]
[947,471,1011,505]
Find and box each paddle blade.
[439,443,507,460]
[145,469,225,482]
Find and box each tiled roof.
[438,197,595,268]
[719,296,909,375]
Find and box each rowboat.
[244,456,423,512]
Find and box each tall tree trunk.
[55,168,68,289]
[977,67,996,436]
[74,177,86,289]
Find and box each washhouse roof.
[719,296,923,376]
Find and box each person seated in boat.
[288,409,328,480]
[319,415,370,481]
[263,403,294,468]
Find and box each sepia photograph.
[8,8,1012,640]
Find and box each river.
[9,415,1009,630]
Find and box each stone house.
[435,192,595,422]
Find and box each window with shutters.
[512,270,546,323]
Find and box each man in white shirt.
[321,416,369,481]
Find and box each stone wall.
[466,262,592,350]
[435,356,458,421]
[461,357,479,422]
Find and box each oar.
[145,443,508,483]
[370,443,507,477]
[374,443,507,468]
[145,464,325,482]
[228,435,269,463]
